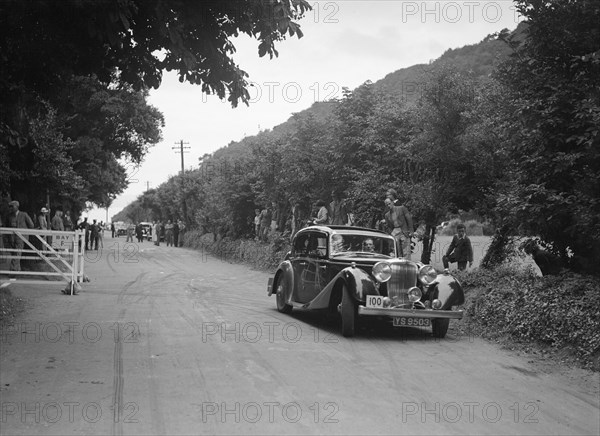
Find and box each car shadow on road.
[278,309,447,342]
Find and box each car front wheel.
[275,274,293,314]
[341,284,357,337]
[431,318,450,338]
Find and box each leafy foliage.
[459,266,600,369]
[491,0,600,272]
[1,0,309,219]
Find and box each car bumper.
[358,306,463,319]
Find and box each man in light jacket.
[383,197,413,259]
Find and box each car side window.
[292,233,310,256]
[308,233,328,258]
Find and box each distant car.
[114,222,128,237]
[139,222,153,241]
[267,225,465,337]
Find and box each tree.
[0,0,310,107]
[403,66,485,263]
[493,0,600,273]
[2,75,164,217]
[0,0,310,215]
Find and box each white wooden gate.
[0,227,85,294]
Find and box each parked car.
[113,221,128,237]
[139,222,153,241]
[267,225,464,337]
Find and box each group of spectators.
[253,191,354,243]
[150,219,185,247]
[78,217,105,251]
[0,200,82,272]
[36,206,73,232]
[116,219,186,247]
[251,188,476,272]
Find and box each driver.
[363,238,376,253]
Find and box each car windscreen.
[330,233,396,257]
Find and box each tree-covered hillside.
[110,1,600,274]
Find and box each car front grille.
[387,261,418,305]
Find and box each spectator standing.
[37,207,49,230]
[111,222,115,238]
[160,221,165,242]
[383,197,413,259]
[37,207,51,246]
[442,223,473,271]
[135,222,143,243]
[152,221,160,246]
[63,210,73,231]
[90,219,100,250]
[177,220,185,246]
[310,200,329,225]
[49,209,64,248]
[386,188,400,206]
[329,191,349,225]
[51,209,64,231]
[173,220,180,247]
[291,201,308,240]
[254,209,261,240]
[165,220,174,246]
[126,222,135,243]
[5,200,34,272]
[79,217,90,250]
[260,206,271,242]
[271,202,279,233]
[98,221,105,248]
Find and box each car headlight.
[419,265,437,285]
[372,262,391,282]
[408,287,422,303]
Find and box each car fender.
[300,266,377,310]
[268,261,294,299]
[339,267,378,302]
[429,273,465,309]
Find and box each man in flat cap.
[6,201,34,272]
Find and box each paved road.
[1,237,598,435]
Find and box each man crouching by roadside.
[443,223,473,271]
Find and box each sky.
[88,0,523,223]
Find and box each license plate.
[393,317,431,327]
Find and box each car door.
[295,231,329,303]
[290,232,311,303]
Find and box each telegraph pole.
[173,140,190,223]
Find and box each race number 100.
[366,295,384,308]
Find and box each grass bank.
[455,265,600,371]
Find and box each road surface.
[1,236,598,435]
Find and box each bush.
[182,230,290,270]
[459,265,600,370]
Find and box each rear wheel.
[341,284,357,337]
[431,318,450,338]
[275,275,293,314]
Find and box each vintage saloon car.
[267,225,464,337]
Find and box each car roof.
[297,225,392,238]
